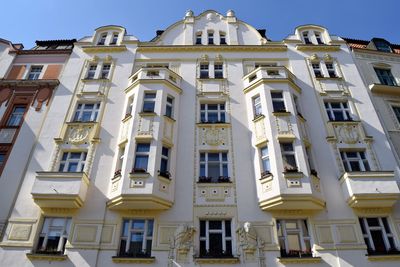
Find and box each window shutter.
[6,65,26,79]
[42,65,62,79]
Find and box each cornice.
[137,44,287,53]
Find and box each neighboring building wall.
[0,11,399,267]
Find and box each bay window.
[58,151,87,172]
[133,143,150,173]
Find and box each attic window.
[208,32,214,45]
[98,33,107,45]
[196,32,202,45]
[314,32,324,44]
[220,32,226,45]
[373,39,392,53]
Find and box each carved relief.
[198,186,231,201]
[237,222,265,264]
[34,87,53,111]
[137,116,154,137]
[337,124,359,144]
[0,128,16,143]
[0,88,12,106]
[254,117,267,143]
[68,125,91,145]
[200,126,228,146]
[173,224,195,253]
[275,116,293,135]
[9,223,32,241]
[311,175,321,193]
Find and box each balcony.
[243,66,301,93]
[340,171,400,208]
[127,67,182,94]
[31,172,89,209]
[369,83,400,95]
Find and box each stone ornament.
[173,224,195,252]
[201,127,228,146]
[338,124,359,144]
[237,222,258,252]
[68,125,91,144]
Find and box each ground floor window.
[277,219,312,258]
[118,219,154,257]
[199,220,232,258]
[36,217,71,254]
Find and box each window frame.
[100,63,111,79]
[196,32,202,45]
[114,145,126,176]
[252,95,263,118]
[280,142,298,171]
[220,32,227,45]
[260,146,270,175]
[159,146,170,178]
[200,63,209,79]
[359,217,397,255]
[36,217,72,254]
[86,64,97,79]
[165,96,174,118]
[324,101,352,121]
[214,63,223,79]
[110,32,119,45]
[6,105,27,127]
[27,65,43,80]
[97,33,107,45]
[392,106,400,124]
[374,67,397,86]
[277,219,312,258]
[142,92,156,113]
[58,151,87,172]
[340,151,370,172]
[208,31,214,45]
[325,62,337,78]
[133,143,151,173]
[199,152,229,182]
[200,103,226,123]
[199,219,233,258]
[118,219,154,258]
[311,63,323,78]
[314,31,324,44]
[73,102,100,122]
[271,92,286,112]
[302,31,311,44]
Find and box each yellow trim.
[367,255,400,261]
[369,83,400,95]
[259,195,325,211]
[137,45,287,53]
[82,45,127,53]
[112,257,156,263]
[26,253,68,261]
[277,257,322,264]
[194,257,240,264]
[243,78,301,95]
[196,122,231,128]
[296,44,341,51]
[125,79,182,95]
[107,195,173,210]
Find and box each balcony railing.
[128,67,181,88]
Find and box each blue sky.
[1,0,399,48]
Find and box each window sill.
[367,254,400,261]
[81,78,109,83]
[163,115,176,122]
[139,112,157,117]
[315,76,342,80]
[112,256,155,264]
[277,256,322,264]
[129,171,150,179]
[122,114,132,122]
[252,114,265,122]
[197,77,227,81]
[26,253,68,261]
[197,122,230,127]
[194,257,240,264]
[272,111,291,116]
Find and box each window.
[324,102,351,121]
[142,93,156,113]
[196,32,202,45]
[36,217,71,254]
[214,63,223,79]
[133,143,150,172]
[359,217,397,255]
[293,95,301,116]
[314,32,324,44]
[125,96,134,117]
[277,219,312,258]
[281,143,297,171]
[271,92,286,112]
[73,103,100,122]
[312,63,323,78]
[200,220,232,258]
[110,33,119,45]
[252,95,262,118]
[199,152,229,182]
[200,103,226,123]
[159,146,170,178]
[200,63,209,78]
[86,64,97,79]
[118,219,154,258]
[165,96,174,118]
[101,64,111,79]
[374,68,397,86]
[6,106,26,126]
[0,153,6,169]
[115,145,125,176]
[260,146,270,175]
[220,32,226,45]
[58,151,87,172]
[373,39,392,53]
[340,151,370,172]
[392,106,400,123]
[27,66,43,80]
[302,32,311,44]
[208,32,214,45]
[325,62,337,78]
[98,33,107,45]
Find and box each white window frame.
[86,64,97,79]
[27,65,43,80]
[199,220,232,257]
[58,151,87,172]
[196,32,202,45]
[302,31,311,44]
[214,63,223,79]
[314,31,324,44]
[159,146,170,177]
[325,62,337,78]
[208,32,214,45]
[110,32,119,45]
[277,219,312,257]
[392,106,400,124]
[280,143,298,171]
[200,103,226,123]
[142,92,156,113]
[359,217,397,254]
[340,151,370,172]
[165,96,174,118]
[133,143,151,172]
[324,101,352,121]
[119,219,154,257]
[115,145,125,176]
[125,96,134,117]
[97,33,107,45]
[199,152,229,182]
[271,92,286,112]
[200,63,209,78]
[260,146,270,174]
[374,67,397,86]
[312,63,323,78]
[73,102,100,122]
[252,95,262,118]
[6,105,26,126]
[220,32,226,45]
[36,217,71,254]
[100,63,111,79]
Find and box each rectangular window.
[314,32,324,44]
[36,217,71,254]
[200,220,232,258]
[110,33,119,45]
[159,146,170,178]
[6,106,26,126]
[281,143,297,171]
[0,153,5,168]
[325,63,337,78]
[340,151,370,172]
[374,68,397,86]
[115,145,125,176]
[73,102,100,122]
[27,66,43,80]
[142,93,156,113]
[199,152,229,182]
[86,64,97,79]
[277,219,312,258]
[312,63,323,78]
[324,102,351,121]
[118,219,154,258]
[98,33,107,45]
[101,64,111,79]
[271,92,286,112]
[302,32,311,44]
[392,106,400,123]
[260,146,270,175]
[252,95,262,118]
[196,32,202,45]
[359,217,397,255]
[200,103,226,123]
[200,63,209,78]
[133,143,150,172]
[220,32,226,45]
[214,63,223,79]
[125,96,134,117]
[58,151,87,172]
[208,32,214,45]
[165,96,174,118]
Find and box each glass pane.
[134,156,148,170]
[136,144,150,152]
[46,236,61,252]
[208,153,219,161]
[207,112,218,122]
[51,218,65,227]
[132,220,145,230]
[222,164,228,177]
[285,221,298,229]
[367,218,380,227]
[222,153,227,161]
[209,220,222,229]
[70,152,82,159]
[67,162,78,172]
[333,111,344,121]
[208,163,220,180]
[162,147,169,157]
[144,93,156,99]
[370,230,387,253]
[147,220,154,236]
[200,221,206,237]
[349,161,361,171]
[208,104,218,110]
[225,220,231,237]
[382,218,391,234]
[122,220,129,237]
[287,233,301,252]
[200,164,206,176]
[209,233,223,256]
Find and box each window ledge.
[252,114,265,122]
[122,114,132,122]
[163,115,176,122]
[272,111,291,116]
[194,257,240,264]
[139,112,157,117]
[315,76,342,80]
[112,256,156,264]
[197,122,231,127]
[277,256,322,264]
[26,253,68,261]
[367,255,400,261]
[129,172,150,179]
[197,77,227,81]
[81,78,109,83]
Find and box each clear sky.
[1,0,399,48]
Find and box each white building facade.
[0,10,400,267]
